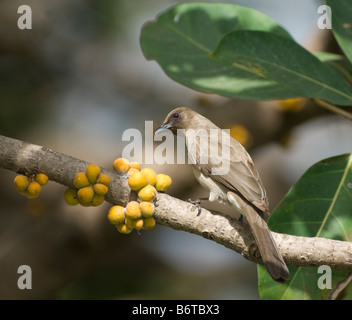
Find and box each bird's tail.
[228,192,289,282]
[247,212,290,282]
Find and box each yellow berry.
[28,181,41,194]
[79,201,91,207]
[130,162,141,171]
[143,217,156,231]
[139,201,155,218]
[86,164,101,184]
[14,175,29,192]
[27,181,42,198]
[91,194,105,207]
[18,190,29,196]
[64,188,79,206]
[93,183,109,196]
[113,158,130,174]
[138,185,157,201]
[74,172,90,189]
[128,171,148,191]
[229,124,251,149]
[108,205,125,224]
[26,192,39,199]
[155,174,172,192]
[127,167,140,177]
[116,223,133,234]
[141,168,157,186]
[132,218,144,230]
[97,174,110,186]
[125,201,141,219]
[125,216,134,228]
[77,186,94,205]
[35,173,49,186]
[275,98,306,112]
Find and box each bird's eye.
[173,113,180,119]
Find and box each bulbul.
[155,107,289,283]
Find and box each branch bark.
[1,134,352,270]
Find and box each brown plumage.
[155,107,289,282]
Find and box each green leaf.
[212,30,352,105]
[326,0,352,64]
[314,52,352,85]
[140,2,294,100]
[140,3,352,104]
[258,154,352,300]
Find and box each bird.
[155,107,290,283]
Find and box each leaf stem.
[329,272,352,300]
[313,98,352,121]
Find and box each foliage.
[260,154,352,299]
[140,2,352,104]
[140,2,352,299]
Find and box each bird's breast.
[192,167,228,204]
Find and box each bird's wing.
[192,129,269,214]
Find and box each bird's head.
[155,107,203,135]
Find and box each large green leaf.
[140,3,352,104]
[314,52,352,85]
[211,30,352,105]
[326,0,352,64]
[259,154,352,299]
[140,2,296,100]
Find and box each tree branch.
[0,134,130,207]
[1,134,352,270]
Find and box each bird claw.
[187,198,202,216]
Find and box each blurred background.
[0,0,351,299]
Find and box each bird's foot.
[187,198,206,216]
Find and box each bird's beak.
[155,123,172,136]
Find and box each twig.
[329,272,352,300]
[0,134,131,207]
[313,98,352,121]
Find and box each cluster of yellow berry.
[64,164,110,207]
[108,158,172,234]
[14,173,49,199]
[108,201,156,234]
